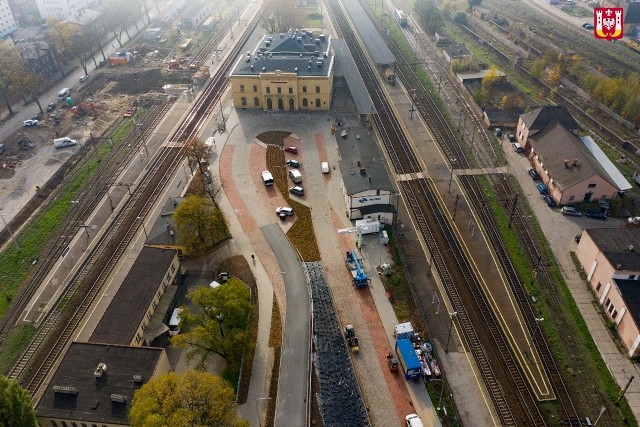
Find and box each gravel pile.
[306,261,369,426]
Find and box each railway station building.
[516,106,630,205]
[35,342,170,427]
[229,29,335,111]
[88,247,181,347]
[576,228,640,358]
[338,127,395,223]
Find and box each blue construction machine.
[345,250,370,288]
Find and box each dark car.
[508,134,517,143]
[582,23,594,30]
[543,195,556,207]
[284,146,298,154]
[286,159,301,168]
[494,128,503,137]
[46,102,57,112]
[528,169,541,180]
[535,183,548,194]
[32,113,42,121]
[586,211,607,221]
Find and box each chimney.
[572,159,579,166]
[359,167,366,174]
[356,160,360,166]
[563,159,570,168]
[368,175,371,182]
[630,245,635,252]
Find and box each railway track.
[366,2,587,424]
[327,0,556,424]
[7,10,262,396]
[0,103,170,344]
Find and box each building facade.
[576,228,640,358]
[35,0,91,20]
[0,0,17,37]
[229,30,334,111]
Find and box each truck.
[345,250,370,288]
[395,338,422,380]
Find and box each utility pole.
[508,194,519,228]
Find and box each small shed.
[472,6,497,20]
[443,44,473,65]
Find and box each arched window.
[240,97,247,107]
[254,97,260,107]
[302,98,308,107]
[315,98,321,108]
[289,98,295,110]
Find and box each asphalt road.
[261,223,310,427]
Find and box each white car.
[321,161,330,174]
[276,207,294,218]
[23,119,38,127]
[405,414,424,427]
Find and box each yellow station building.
[229,29,335,111]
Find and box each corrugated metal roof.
[332,39,375,115]
[342,0,395,65]
[581,136,632,191]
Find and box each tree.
[453,11,468,24]
[261,0,306,33]
[544,63,562,87]
[173,195,228,256]
[171,279,252,370]
[498,93,525,110]
[415,0,443,35]
[184,138,221,205]
[0,375,37,427]
[481,66,501,90]
[0,41,28,114]
[468,0,482,10]
[129,370,249,427]
[47,18,95,76]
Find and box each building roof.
[332,39,375,115]
[89,247,178,345]
[625,2,640,23]
[528,122,616,190]
[36,342,164,425]
[581,136,632,191]
[586,228,640,271]
[229,30,334,77]
[615,279,640,327]
[457,69,506,82]
[443,44,472,59]
[520,105,579,133]
[483,107,521,125]
[146,197,182,246]
[338,128,394,195]
[342,0,395,65]
[66,9,102,26]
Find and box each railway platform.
[379,70,556,403]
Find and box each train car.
[384,66,396,86]
[622,38,640,54]
[396,9,408,27]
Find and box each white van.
[261,170,274,186]
[288,169,302,184]
[168,307,182,336]
[57,87,71,101]
[54,137,77,149]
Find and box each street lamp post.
[137,216,148,239]
[255,397,271,427]
[445,311,458,353]
[448,158,457,192]
[1,214,20,250]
